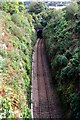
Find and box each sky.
[0,0,71,2]
[19,0,71,1]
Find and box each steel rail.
[37,38,51,118]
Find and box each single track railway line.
[31,38,64,119]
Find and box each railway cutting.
[31,38,64,119]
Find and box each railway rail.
[37,39,51,118]
[31,39,64,119]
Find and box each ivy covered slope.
[0,2,36,119]
[43,2,80,120]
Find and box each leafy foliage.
[65,2,78,20]
[43,2,80,119]
[28,2,48,14]
[22,105,31,119]
[0,97,14,119]
[1,1,25,14]
[27,2,48,29]
[70,92,80,120]
[0,2,36,119]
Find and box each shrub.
[43,4,80,119]
[70,92,80,120]
[0,3,36,118]
[61,65,74,82]
[22,105,31,119]
[65,50,72,59]
[55,55,68,67]
[0,97,14,119]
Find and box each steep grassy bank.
[0,2,36,119]
[43,2,80,120]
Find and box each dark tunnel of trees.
[37,29,43,39]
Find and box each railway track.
[37,39,51,118]
[31,39,64,119]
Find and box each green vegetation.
[28,2,48,29]
[0,1,80,119]
[0,1,36,119]
[28,2,48,14]
[43,1,80,120]
[0,1,25,14]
